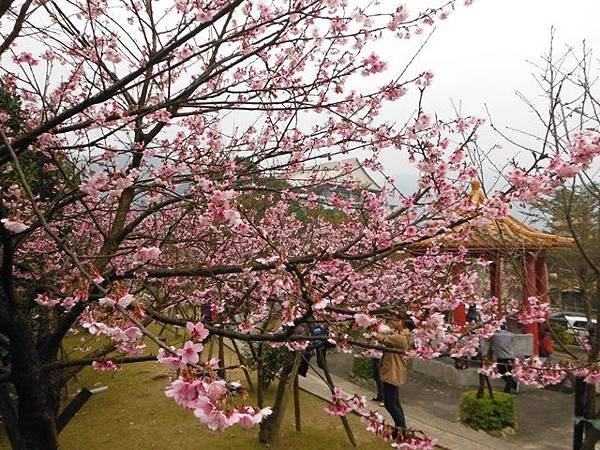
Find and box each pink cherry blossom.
[186,321,210,341]
[324,387,353,416]
[354,313,377,328]
[135,247,162,263]
[35,293,60,307]
[92,360,119,372]
[1,218,27,233]
[176,341,204,365]
[13,52,38,65]
[157,349,186,371]
[361,53,388,76]
[165,379,199,406]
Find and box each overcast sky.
[10,1,598,197]
[371,0,600,193]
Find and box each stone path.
[297,368,523,450]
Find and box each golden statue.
[468,180,486,206]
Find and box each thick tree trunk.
[574,377,585,450]
[582,422,600,450]
[581,383,599,450]
[8,312,59,450]
[0,383,24,449]
[258,353,300,446]
[1,230,59,450]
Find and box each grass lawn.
[0,348,390,450]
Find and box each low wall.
[480,333,534,358]
[326,333,534,390]
[325,351,355,377]
[410,358,481,388]
[411,333,534,389]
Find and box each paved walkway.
[398,369,571,450]
[323,352,572,449]
[298,368,522,450]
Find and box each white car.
[550,313,596,340]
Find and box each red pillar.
[453,303,467,328]
[452,263,466,329]
[522,252,539,355]
[535,252,551,353]
[535,252,549,304]
[489,254,502,311]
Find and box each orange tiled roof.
[409,181,575,252]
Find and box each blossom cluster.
[324,388,437,449]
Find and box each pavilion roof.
[409,181,575,253]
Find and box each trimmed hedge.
[550,322,575,346]
[459,390,515,431]
[352,357,373,382]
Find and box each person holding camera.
[377,319,412,438]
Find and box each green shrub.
[352,357,373,382]
[550,322,575,345]
[243,345,292,389]
[459,390,515,431]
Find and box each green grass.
[0,346,389,449]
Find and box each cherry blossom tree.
[505,37,600,450]
[0,1,599,450]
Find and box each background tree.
[500,36,600,449]
[530,186,600,317]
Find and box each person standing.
[491,326,518,393]
[378,319,411,438]
[370,356,384,404]
[298,325,332,377]
[466,305,480,324]
[538,323,554,359]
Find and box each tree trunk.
[256,363,264,408]
[13,371,59,450]
[582,422,600,450]
[581,383,599,450]
[293,373,301,432]
[7,312,59,449]
[0,383,24,449]
[231,338,254,392]
[217,336,225,379]
[258,353,300,446]
[574,377,585,450]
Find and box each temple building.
[291,157,382,203]
[410,180,575,354]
